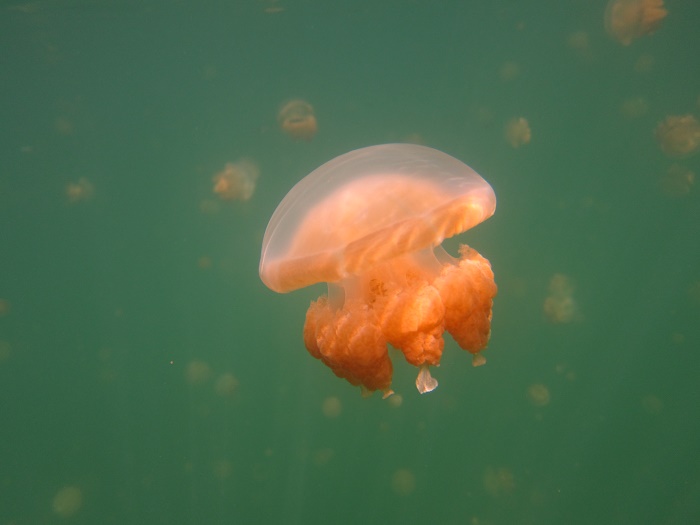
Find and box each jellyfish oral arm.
[416,364,438,394]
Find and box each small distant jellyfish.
[527,383,551,407]
[278,99,317,141]
[499,61,520,81]
[655,115,700,158]
[261,0,285,14]
[52,486,83,518]
[185,359,212,385]
[212,159,259,201]
[604,0,667,46]
[543,274,578,324]
[483,466,515,497]
[641,394,663,414]
[660,164,694,197]
[505,117,531,148]
[688,281,700,304]
[620,96,649,118]
[312,447,335,466]
[391,469,417,496]
[54,116,74,136]
[212,459,233,480]
[387,393,403,408]
[214,372,239,397]
[65,177,94,204]
[321,396,342,418]
[567,31,592,60]
[197,255,213,270]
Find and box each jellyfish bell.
[604,0,667,46]
[259,144,498,397]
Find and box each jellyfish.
[259,144,497,397]
[391,469,417,496]
[212,159,259,201]
[655,115,700,158]
[620,96,649,118]
[52,486,83,518]
[184,359,212,385]
[604,0,667,46]
[543,273,578,324]
[278,99,317,141]
[660,164,694,197]
[527,383,551,407]
[499,61,520,82]
[214,372,239,397]
[567,31,593,61]
[65,177,94,204]
[483,466,515,497]
[505,117,531,148]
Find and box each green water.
[1,1,699,524]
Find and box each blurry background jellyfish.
[277,99,317,141]
[483,466,515,498]
[604,0,667,46]
[499,61,520,82]
[259,144,497,397]
[620,96,649,118]
[660,164,695,197]
[543,273,579,324]
[655,115,700,158]
[567,31,593,61]
[212,158,259,201]
[527,383,551,407]
[391,468,417,496]
[184,359,212,386]
[0,298,11,317]
[214,372,239,398]
[505,117,531,148]
[52,486,83,518]
[65,177,94,204]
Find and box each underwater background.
[1,1,699,524]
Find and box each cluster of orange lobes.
[259,144,497,397]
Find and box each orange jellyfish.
[505,117,531,148]
[212,159,259,201]
[278,99,317,141]
[604,0,667,46]
[655,115,700,158]
[65,177,94,204]
[259,144,497,397]
[543,273,578,324]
